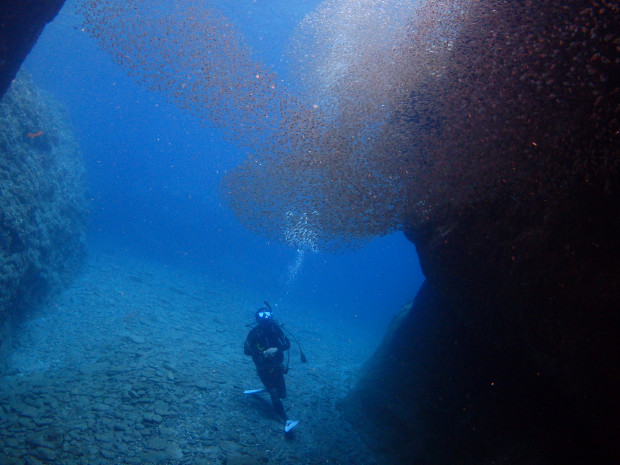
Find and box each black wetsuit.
[244,321,291,421]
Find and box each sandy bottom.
[0,249,381,465]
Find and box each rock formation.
[0,0,66,100]
[339,1,619,463]
[0,73,89,363]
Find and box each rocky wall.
[341,195,618,464]
[0,0,66,100]
[340,1,620,463]
[0,72,88,364]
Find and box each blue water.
[23,0,424,334]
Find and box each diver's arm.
[257,326,290,357]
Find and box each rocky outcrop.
[0,0,65,100]
[0,73,88,349]
[341,186,618,463]
[340,1,619,464]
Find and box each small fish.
[26,130,44,138]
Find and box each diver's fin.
[285,420,299,432]
[243,388,266,395]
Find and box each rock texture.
[340,1,619,464]
[0,0,66,100]
[0,73,88,350]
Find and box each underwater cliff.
[341,1,619,464]
[0,72,88,362]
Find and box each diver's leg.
[275,369,287,399]
[261,369,287,421]
[258,368,288,422]
[270,391,287,421]
[257,368,270,387]
[273,368,297,432]
[272,369,288,421]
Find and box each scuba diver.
[244,303,300,433]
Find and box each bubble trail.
[286,249,306,285]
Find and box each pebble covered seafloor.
[0,250,381,465]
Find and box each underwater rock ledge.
[0,73,88,362]
[341,180,618,464]
[0,0,66,100]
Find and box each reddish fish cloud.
[79,0,619,251]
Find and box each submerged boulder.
[0,73,88,352]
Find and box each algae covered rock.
[0,72,88,326]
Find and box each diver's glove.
[263,347,278,357]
